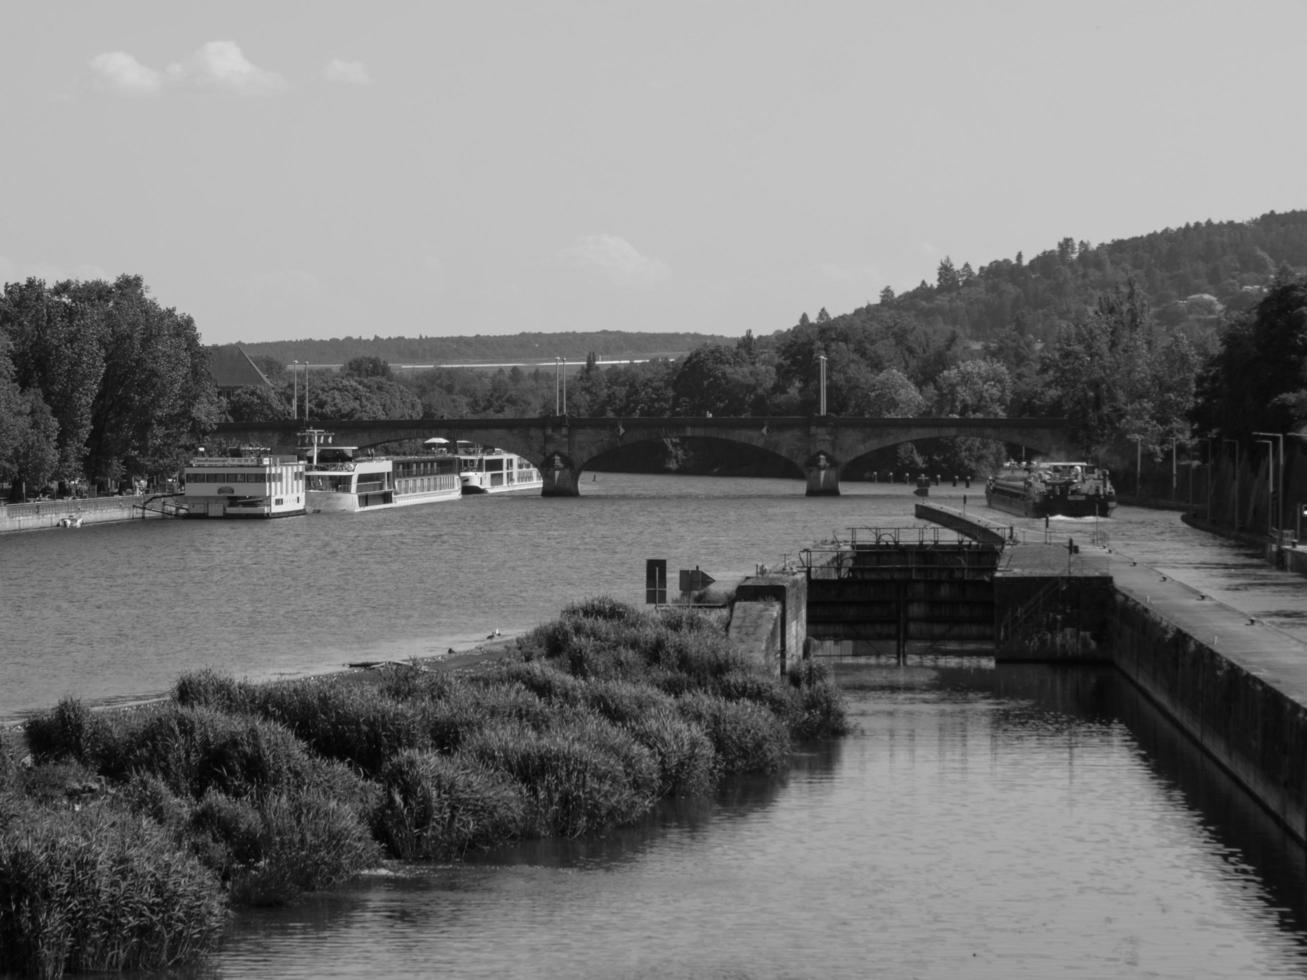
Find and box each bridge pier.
[541,451,579,497]
[805,451,841,496]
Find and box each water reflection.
[207,662,1307,980]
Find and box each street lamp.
[818,355,828,416]
[554,356,561,415]
[561,356,567,415]
[292,360,299,421]
[1252,431,1284,540]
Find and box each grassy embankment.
[0,597,847,978]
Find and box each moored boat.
[985,460,1116,518]
[301,429,462,513]
[456,441,543,495]
[180,446,307,519]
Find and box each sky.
[2,1,1305,347]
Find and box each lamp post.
[292,361,299,421]
[1256,438,1275,536]
[818,354,827,416]
[554,357,561,415]
[1222,438,1240,528]
[304,363,310,422]
[1252,431,1284,540]
[561,357,567,415]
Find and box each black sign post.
[645,559,667,605]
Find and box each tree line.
[0,276,220,499]
[4,209,1307,499]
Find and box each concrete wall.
[1110,592,1307,843]
[0,497,165,534]
[730,573,808,675]
[728,600,785,674]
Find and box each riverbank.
[0,494,169,533]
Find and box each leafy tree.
[864,368,925,417]
[1192,274,1307,436]
[1,277,105,480]
[223,385,293,423]
[937,256,959,291]
[932,357,1012,476]
[1039,280,1190,461]
[342,356,392,379]
[70,276,221,484]
[670,345,765,416]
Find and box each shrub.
[376,663,462,703]
[465,681,554,730]
[561,596,644,624]
[229,789,381,907]
[23,698,103,764]
[375,749,526,860]
[94,704,320,802]
[173,669,257,714]
[191,789,264,880]
[493,659,586,704]
[712,667,798,717]
[0,805,226,977]
[584,679,677,727]
[249,683,431,777]
[627,706,716,798]
[787,661,851,740]
[676,692,791,776]
[466,717,658,838]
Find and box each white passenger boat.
[455,441,544,495]
[301,429,462,513]
[180,446,307,519]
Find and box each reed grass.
[464,715,659,838]
[3,594,848,973]
[0,804,226,978]
[375,749,527,859]
[676,691,792,776]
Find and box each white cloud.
[88,51,164,96]
[167,41,287,95]
[323,59,373,85]
[559,234,669,286]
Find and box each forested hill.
[862,209,1307,345]
[225,330,734,367]
[216,209,1307,366]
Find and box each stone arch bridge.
[211,416,1073,496]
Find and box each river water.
[5,475,1307,978]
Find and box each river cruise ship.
[985,460,1117,519]
[301,430,462,513]
[180,446,307,518]
[455,441,544,494]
